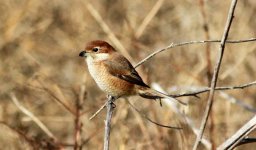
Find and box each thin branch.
[127,100,182,129]
[9,93,57,140]
[89,101,108,120]
[168,83,256,112]
[193,0,238,149]
[217,115,256,150]
[135,38,256,68]
[170,81,256,98]
[104,96,116,150]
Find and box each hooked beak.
[79,51,87,57]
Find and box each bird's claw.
[159,98,163,107]
[110,101,116,108]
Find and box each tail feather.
[138,88,187,105]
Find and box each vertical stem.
[73,85,86,150]
[192,0,238,149]
[74,93,83,150]
[103,96,115,150]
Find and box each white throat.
[86,53,109,62]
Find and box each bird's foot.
[107,95,117,108]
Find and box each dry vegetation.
[0,0,256,149]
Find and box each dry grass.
[0,0,256,149]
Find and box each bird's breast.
[86,60,135,97]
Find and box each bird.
[79,40,186,105]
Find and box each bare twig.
[135,38,256,68]
[168,83,256,112]
[217,115,256,150]
[9,93,57,140]
[193,0,238,149]
[169,81,256,98]
[127,100,182,129]
[89,101,108,120]
[104,96,116,150]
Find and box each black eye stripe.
[92,47,99,52]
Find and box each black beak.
[79,51,86,57]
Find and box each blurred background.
[0,0,255,149]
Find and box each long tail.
[138,87,187,105]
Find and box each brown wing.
[104,53,149,88]
[117,70,149,88]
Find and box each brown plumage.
[79,40,186,105]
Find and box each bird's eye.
[92,47,99,52]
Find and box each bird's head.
[79,40,116,61]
